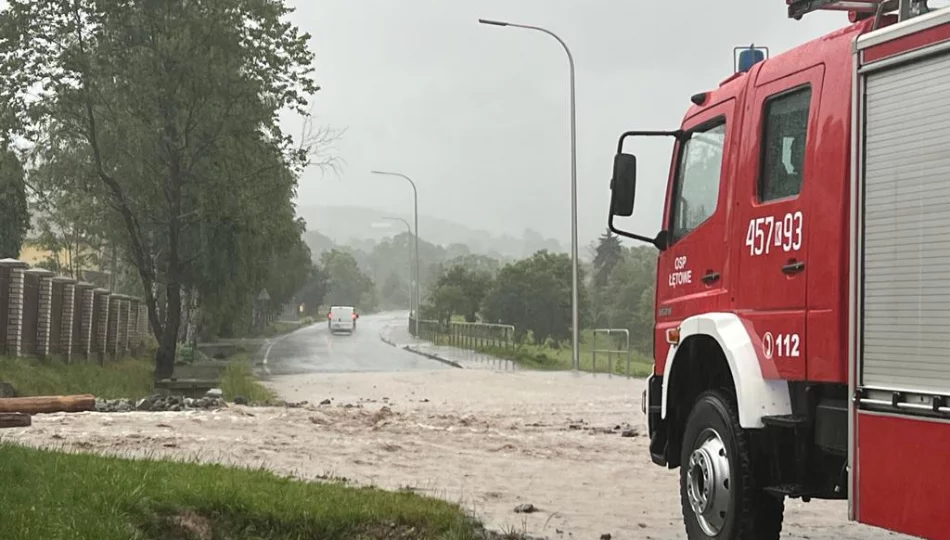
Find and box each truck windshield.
[670,122,727,239]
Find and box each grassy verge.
[0,443,508,540]
[219,356,276,403]
[0,353,275,402]
[0,356,154,399]
[426,329,654,377]
[254,317,314,339]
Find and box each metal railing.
[592,328,632,377]
[447,321,516,350]
[408,316,440,341]
[409,317,516,349]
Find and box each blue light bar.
[735,45,769,73]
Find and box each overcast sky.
[7,0,941,248]
[282,0,850,246]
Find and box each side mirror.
[610,153,637,217]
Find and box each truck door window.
[759,86,811,201]
[670,121,726,240]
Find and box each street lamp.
[478,18,580,371]
[380,217,414,316]
[371,170,421,338]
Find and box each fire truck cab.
[608,1,950,538]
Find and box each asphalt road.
[258,311,449,376]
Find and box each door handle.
[782,260,805,274]
[701,270,720,284]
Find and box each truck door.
[655,99,736,357]
[732,65,824,381]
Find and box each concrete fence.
[0,258,149,362]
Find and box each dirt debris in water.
[4,369,918,540]
[513,503,537,514]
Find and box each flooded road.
[258,312,451,376]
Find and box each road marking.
[262,323,319,365]
[262,339,276,365]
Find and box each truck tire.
[680,389,784,540]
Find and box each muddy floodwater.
[3,367,916,540]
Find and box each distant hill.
[297,205,564,260]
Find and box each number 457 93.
[745,212,803,256]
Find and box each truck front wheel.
[680,389,784,540]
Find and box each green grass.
[426,329,654,377]
[219,356,276,403]
[0,356,154,399]
[0,352,275,402]
[0,443,508,540]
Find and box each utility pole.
[371,170,421,338]
[478,18,580,369]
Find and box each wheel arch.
[661,313,792,437]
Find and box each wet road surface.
[258,312,451,376]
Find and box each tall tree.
[592,229,623,289]
[295,264,329,318]
[321,249,377,311]
[25,143,106,278]
[482,250,586,346]
[0,0,325,378]
[600,246,657,352]
[0,148,29,259]
[422,264,492,324]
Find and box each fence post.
[57,277,76,362]
[0,259,29,357]
[626,331,631,377]
[28,269,55,358]
[592,331,597,374]
[93,289,110,364]
[592,328,632,377]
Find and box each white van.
[327,306,358,334]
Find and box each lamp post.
[381,217,414,317]
[371,170,420,338]
[478,18,580,370]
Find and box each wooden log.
[0,412,31,428]
[0,394,96,414]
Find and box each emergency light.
[735,44,769,73]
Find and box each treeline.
[308,228,657,353]
[420,230,657,354]
[0,0,328,377]
[304,229,507,313]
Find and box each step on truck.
[607,1,950,538]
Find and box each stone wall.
[0,259,146,361]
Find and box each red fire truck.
[608,0,950,538]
